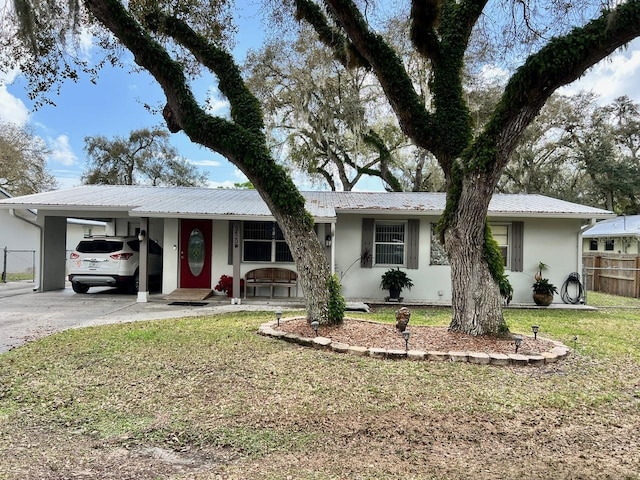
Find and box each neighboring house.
[0,185,613,304]
[1,187,105,279]
[582,215,640,254]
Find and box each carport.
[0,187,160,302]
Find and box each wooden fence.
[582,253,640,298]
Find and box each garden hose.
[561,272,584,304]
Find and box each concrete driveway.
[0,282,297,354]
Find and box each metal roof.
[0,185,614,220]
[583,215,640,238]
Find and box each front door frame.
[179,219,212,289]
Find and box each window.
[492,224,510,268]
[374,222,406,265]
[243,221,293,263]
[605,239,614,251]
[430,222,522,271]
[589,239,598,251]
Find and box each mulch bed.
[275,317,556,355]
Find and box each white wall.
[512,217,583,303]
[334,214,584,304]
[334,214,451,302]
[159,215,585,304]
[162,218,179,294]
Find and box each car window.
[127,240,140,252]
[76,240,124,254]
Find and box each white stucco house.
[582,215,640,254]
[0,185,613,304]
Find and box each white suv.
[68,236,162,294]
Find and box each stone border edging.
[258,318,570,367]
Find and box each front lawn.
[0,301,638,479]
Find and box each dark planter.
[533,292,554,306]
[386,287,402,302]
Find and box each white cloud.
[207,98,230,116]
[0,70,29,125]
[560,39,640,104]
[479,64,509,85]
[207,179,238,189]
[189,159,222,167]
[48,135,78,166]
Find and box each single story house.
[0,185,613,304]
[0,187,105,280]
[582,215,640,254]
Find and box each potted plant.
[214,274,244,298]
[380,268,413,302]
[532,278,558,306]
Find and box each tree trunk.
[268,207,331,324]
[444,178,506,336]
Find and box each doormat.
[168,301,209,307]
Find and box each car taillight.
[70,252,79,259]
[110,253,134,260]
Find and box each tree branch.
[485,1,640,174]
[143,10,265,136]
[312,0,435,150]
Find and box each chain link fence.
[1,247,36,283]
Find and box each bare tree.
[83,128,208,187]
[0,122,57,195]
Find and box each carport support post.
[232,221,241,305]
[137,217,149,303]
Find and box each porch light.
[275,310,282,327]
[325,235,332,248]
[402,329,410,351]
[310,320,319,337]
[531,325,539,340]
[514,335,523,354]
[137,229,146,242]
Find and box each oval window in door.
[188,228,205,277]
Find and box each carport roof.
[0,185,614,220]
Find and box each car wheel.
[72,282,90,294]
[127,271,139,295]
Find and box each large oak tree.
[292,0,640,334]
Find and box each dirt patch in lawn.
[275,317,556,355]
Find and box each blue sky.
[1,2,640,192]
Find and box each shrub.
[327,273,345,325]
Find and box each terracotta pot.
[533,292,553,306]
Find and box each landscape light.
[310,320,319,337]
[514,335,523,354]
[402,329,411,351]
[531,325,539,340]
[275,310,282,327]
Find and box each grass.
[0,297,639,479]
[1,272,34,282]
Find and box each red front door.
[180,219,212,289]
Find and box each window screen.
[243,221,293,263]
[374,223,405,265]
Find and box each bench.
[244,268,298,299]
